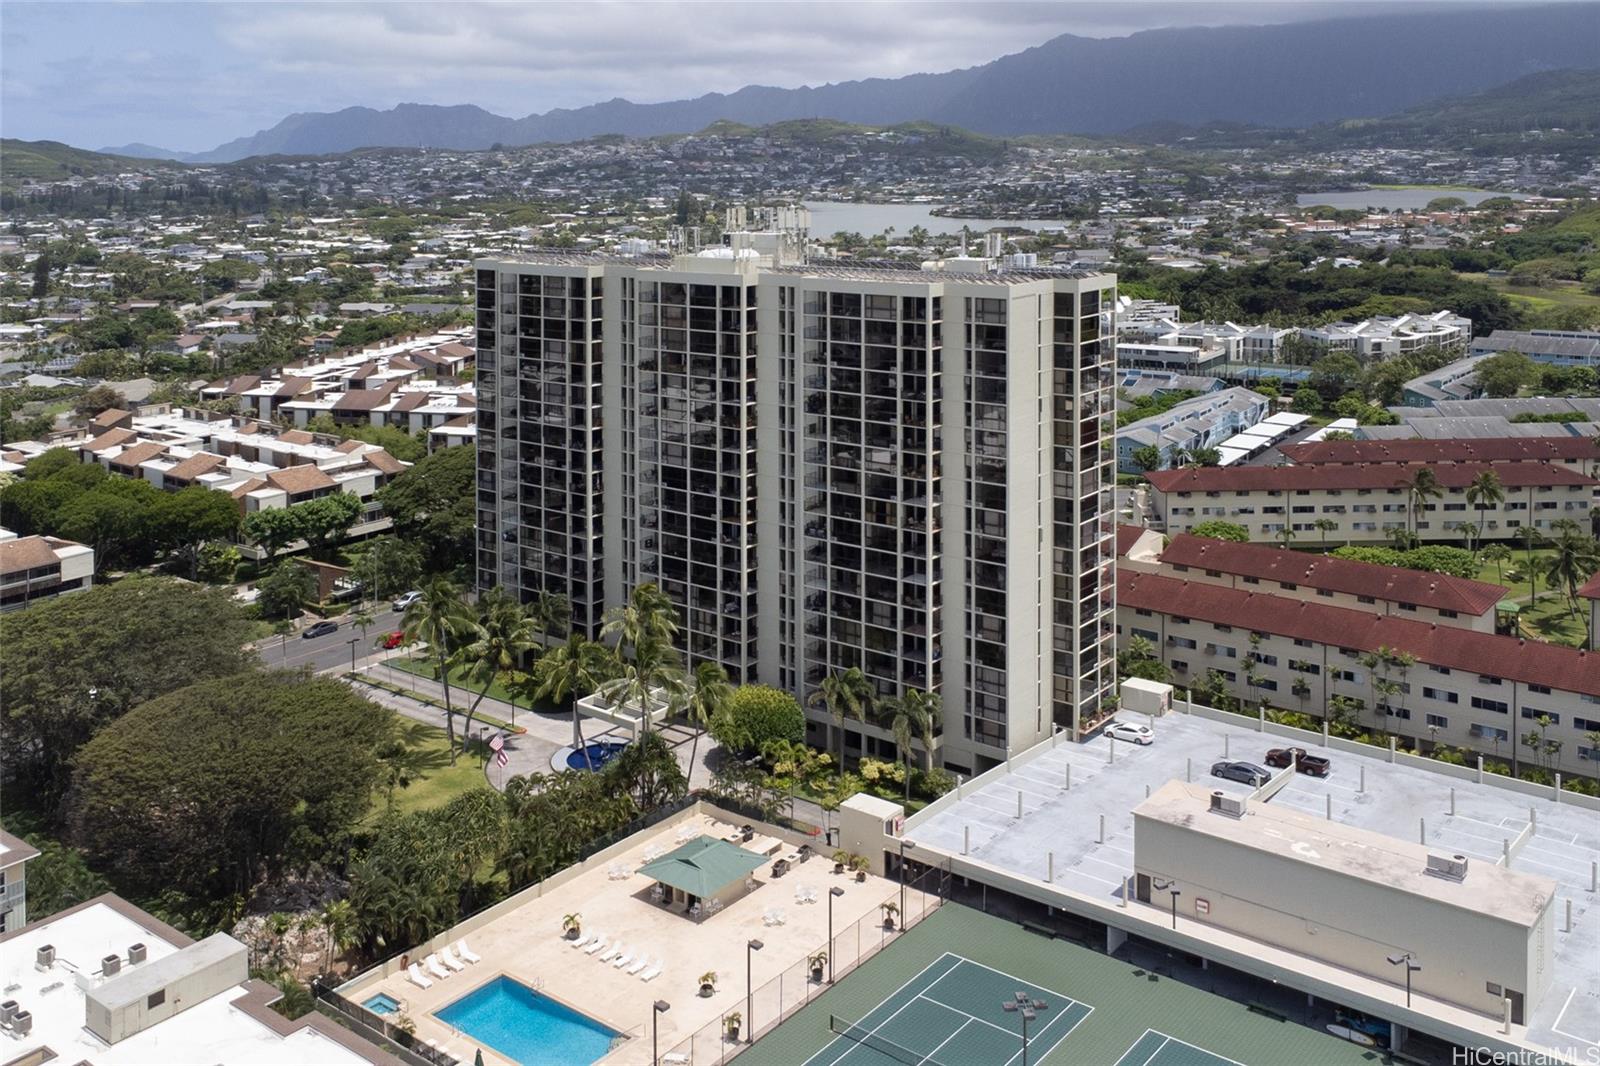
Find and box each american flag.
[490,731,508,767]
[496,749,509,768]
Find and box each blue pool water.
[363,992,400,1015]
[435,976,619,1065]
[565,741,628,771]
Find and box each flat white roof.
[0,902,375,1065]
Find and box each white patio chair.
[584,934,608,955]
[440,946,466,971]
[599,941,623,963]
[569,931,594,949]
[424,954,450,979]
[626,955,649,976]
[457,939,482,964]
[613,949,635,969]
[406,963,433,990]
[641,959,663,981]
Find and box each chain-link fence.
[661,858,948,1065]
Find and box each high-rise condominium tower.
[474,214,1116,774]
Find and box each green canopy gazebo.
[637,835,766,915]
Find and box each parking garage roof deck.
[902,710,1600,1054]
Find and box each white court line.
[801,954,964,1066]
[916,1018,972,1066]
[916,994,1016,1036]
[995,990,1093,1066]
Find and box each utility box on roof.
[1120,677,1173,717]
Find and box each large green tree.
[69,673,389,898]
[159,485,241,579]
[1,578,254,798]
[374,444,474,573]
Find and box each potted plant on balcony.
[833,849,850,875]
[880,901,900,931]
[724,1011,743,1042]
[698,971,718,998]
[851,855,870,883]
[809,951,828,983]
[562,913,582,941]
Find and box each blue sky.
[0,1,1560,154]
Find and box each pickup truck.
[1264,747,1331,776]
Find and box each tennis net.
[828,1014,947,1066]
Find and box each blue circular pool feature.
[565,741,628,771]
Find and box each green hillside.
[1,139,173,184]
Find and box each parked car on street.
[1210,760,1271,787]
[393,590,423,611]
[382,630,406,649]
[1105,721,1155,745]
[302,620,339,639]
[1265,747,1331,776]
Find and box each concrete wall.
[1132,812,1544,1018]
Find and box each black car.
[302,620,339,639]
[1211,760,1271,787]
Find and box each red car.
[382,630,406,650]
[1265,747,1331,776]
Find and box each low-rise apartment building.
[1301,312,1472,360]
[0,829,38,933]
[1117,387,1270,473]
[1146,462,1595,544]
[1401,354,1486,407]
[1469,328,1600,368]
[1122,529,1506,632]
[1281,435,1600,478]
[1116,568,1600,777]
[0,528,94,613]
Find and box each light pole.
[1153,878,1180,930]
[1001,991,1048,1066]
[898,838,916,925]
[651,999,669,1066]
[746,938,763,1043]
[1387,952,1421,1008]
[828,886,844,983]
[346,636,359,675]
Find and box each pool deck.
[342,810,905,1066]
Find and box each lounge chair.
[626,956,649,976]
[584,934,607,955]
[407,963,433,989]
[442,946,467,971]
[613,950,635,969]
[457,939,482,964]
[663,1054,689,1065]
[599,941,622,963]
[569,931,594,950]
[425,954,451,979]
[641,960,662,982]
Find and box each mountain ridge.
[174,4,1598,162]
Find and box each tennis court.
[1113,1029,1245,1066]
[804,953,1092,1066]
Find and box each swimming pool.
[363,992,401,1015]
[563,740,628,771]
[434,976,620,1065]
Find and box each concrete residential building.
[1122,529,1507,632]
[0,894,393,1064]
[1281,435,1600,478]
[0,528,94,613]
[474,218,1118,772]
[1115,568,1600,776]
[1146,462,1595,544]
[1117,387,1269,473]
[1401,354,1486,407]
[0,829,38,933]
[1470,328,1600,368]
[1301,312,1472,359]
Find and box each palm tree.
[1276,524,1297,550]
[450,589,541,757]
[598,583,686,735]
[1542,523,1600,635]
[530,634,616,768]
[1482,542,1512,585]
[810,667,873,768]
[351,608,375,648]
[683,662,732,778]
[1313,517,1338,552]
[901,689,941,774]
[1464,469,1504,553]
[877,698,917,803]
[1516,525,1546,606]
[320,898,358,973]
[1459,521,1481,557]
[1400,468,1443,542]
[879,689,942,802]
[532,590,572,644]
[402,576,470,759]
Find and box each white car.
[1105,721,1154,745]
[392,590,423,612]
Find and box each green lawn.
[367,719,490,821]
[387,654,523,705]
[1459,273,1600,314]
[1471,548,1589,648]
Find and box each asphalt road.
[257,604,406,673]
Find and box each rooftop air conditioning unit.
[35,945,54,970]
[1209,790,1247,818]
[129,943,147,964]
[1425,853,1470,882]
[11,1010,31,1037]
[0,1000,16,1024]
[102,954,121,977]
